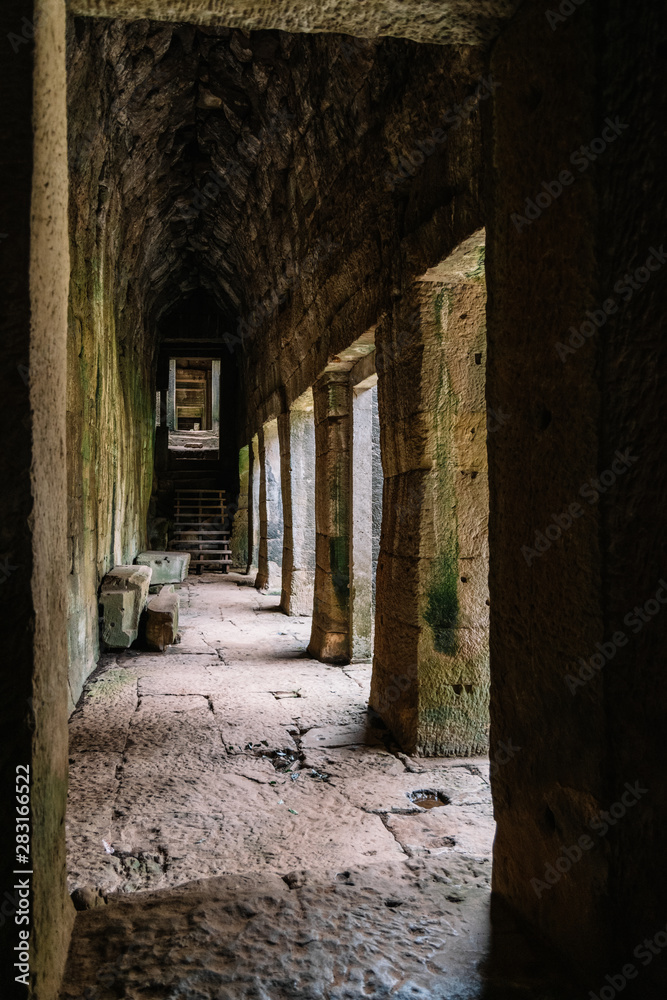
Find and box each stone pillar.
[308,370,352,663]
[0,1,75,997]
[249,433,260,572]
[279,389,316,615]
[211,358,220,439]
[371,385,383,617]
[487,2,667,986]
[167,356,177,429]
[154,356,169,477]
[230,445,250,570]
[371,242,490,756]
[350,379,376,661]
[255,418,283,593]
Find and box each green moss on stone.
[87,668,135,701]
[423,544,459,655]
[464,246,486,282]
[330,535,350,607]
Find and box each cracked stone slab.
[61,579,579,997]
[300,720,386,749]
[67,577,496,929]
[61,859,575,1000]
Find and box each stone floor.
[61,574,576,999]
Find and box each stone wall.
[66,19,163,708]
[235,36,486,435]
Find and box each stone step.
[175,503,226,508]
[189,559,231,566]
[176,548,231,555]
[173,529,230,536]
[171,535,230,541]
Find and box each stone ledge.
[135,551,190,586]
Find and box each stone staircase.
[169,488,232,573]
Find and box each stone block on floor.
[100,565,152,648]
[135,550,190,585]
[144,585,180,652]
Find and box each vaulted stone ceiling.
[68,18,485,341]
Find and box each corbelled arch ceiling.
[66,0,524,46]
[67,17,489,351]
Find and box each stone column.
[308,370,352,663]
[154,355,169,477]
[230,444,249,569]
[487,2,667,985]
[211,358,220,438]
[279,389,316,615]
[371,385,383,617]
[0,1,75,996]
[248,433,260,572]
[255,418,283,593]
[371,241,490,756]
[350,379,375,661]
[167,356,177,429]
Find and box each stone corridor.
[62,575,570,999]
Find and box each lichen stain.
[423,544,459,655]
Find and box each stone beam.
[66,0,522,47]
